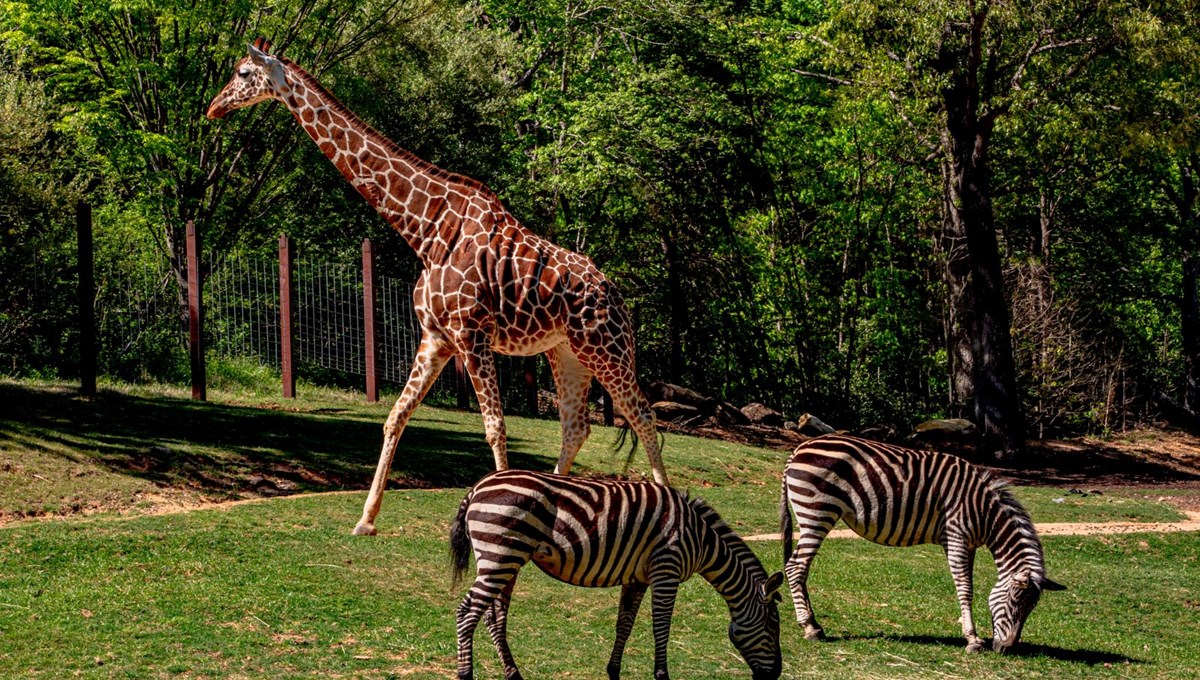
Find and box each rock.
[796,413,835,435]
[716,401,751,425]
[646,382,717,410]
[911,418,976,440]
[741,402,785,427]
[784,420,799,432]
[652,401,703,423]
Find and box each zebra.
[450,469,783,680]
[779,434,1065,653]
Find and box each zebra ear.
[1012,572,1031,589]
[1041,577,1067,592]
[761,571,784,602]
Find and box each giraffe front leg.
[547,344,593,477]
[354,334,453,536]
[944,539,983,652]
[607,582,648,680]
[459,334,508,470]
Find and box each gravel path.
[742,511,1200,542]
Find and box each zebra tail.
[779,475,794,562]
[449,492,472,590]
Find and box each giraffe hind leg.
[459,332,509,470]
[586,358,667,486]
[547,343,593,477]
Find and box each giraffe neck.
[276,60,491,263]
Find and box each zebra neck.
[982,493,1046,580]
[699,528,760,604]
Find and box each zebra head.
[727,570,784,680]
[988,570,1066,653]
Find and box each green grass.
[1,378,1197,678]
[0,491,1197,679]
[0,378,785,523]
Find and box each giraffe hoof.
[966,641,985,653]
[351,522,378,536]
[804,627,826,641]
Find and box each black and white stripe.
[779,434,1065,653]
[451,469,783,679]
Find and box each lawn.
[1,379,1197,679]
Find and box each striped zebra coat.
[780,435,1065,653]
[451,469,783,680]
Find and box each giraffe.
[206,39,669,535]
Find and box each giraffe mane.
[276,56,498,201]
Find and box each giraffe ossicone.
[207,39,669,535]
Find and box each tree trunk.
[1181,254,1200,411]
[662,232,685,384]
[938,20,1026,459]
[940,157,975,417]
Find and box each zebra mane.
[982,472,1046,577]
[687,495,766,578]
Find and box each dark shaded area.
[826,634,1140,666]
[0,382,551,497]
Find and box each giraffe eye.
[238,68,253,78]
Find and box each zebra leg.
[606,582,648,680]
[784,508,838,640]
[944,539,984,652]
[456,555,530,679]
[482,578,524,680]
[648,574,680,680]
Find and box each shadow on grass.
[825,633,1140,665]
[0,382,552,497]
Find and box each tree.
[785,0,1122,456]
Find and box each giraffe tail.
[613,425,666,476]
[449,491,472,590]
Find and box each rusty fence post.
[186,220,206,401]
[363,238,378,403]
[279,233,296,399]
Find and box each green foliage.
[3,0,1200,433]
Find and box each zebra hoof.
[804,628,826,641]
[352,522,377,536]
[965,641,985,653]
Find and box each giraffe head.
[206,39,290,120]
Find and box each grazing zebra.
[779,434,1065,653]
[450,469,783,680]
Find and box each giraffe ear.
[247,42,276,67]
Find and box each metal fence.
[93,231,544,412]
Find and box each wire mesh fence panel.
[84,231,548,413]
[295,259,366,377]
[206,252,281,366]
[93,254,186,381]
